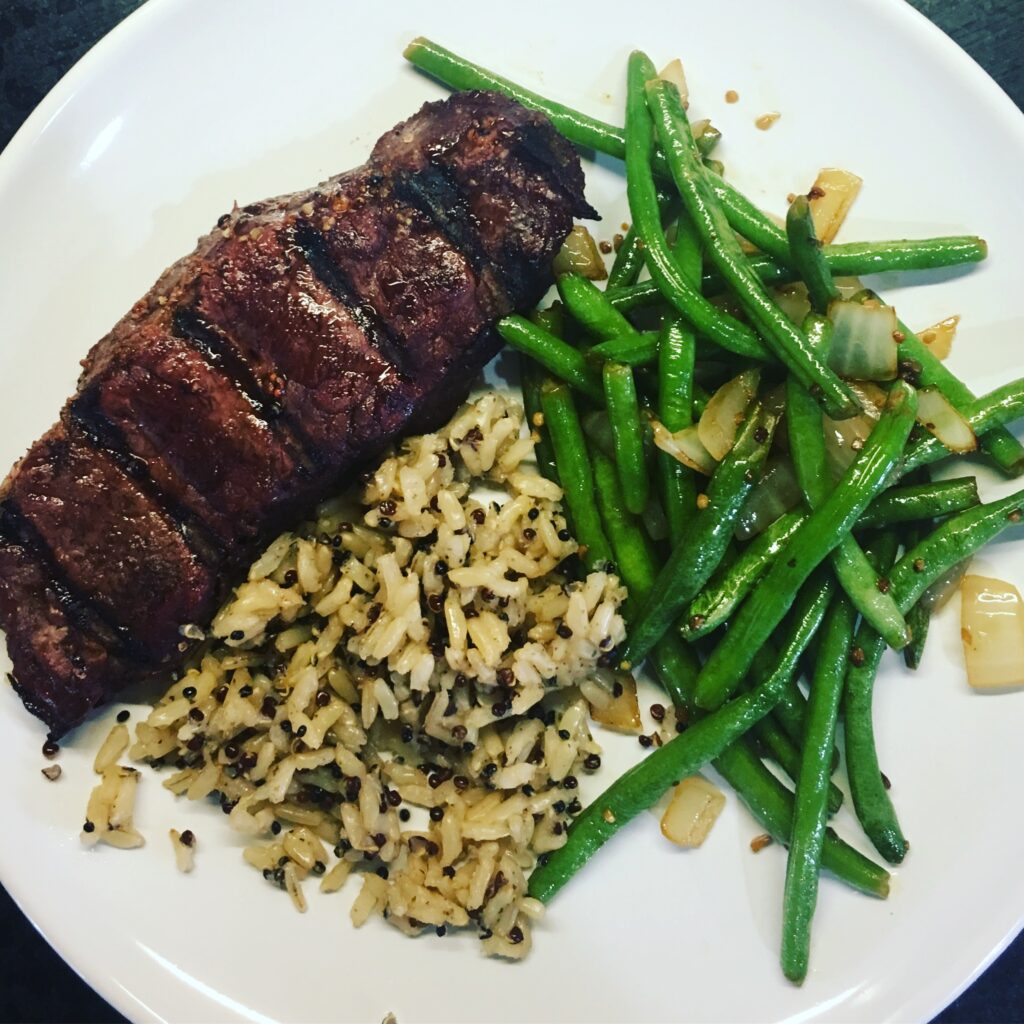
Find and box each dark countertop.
[0,1,1022,1022]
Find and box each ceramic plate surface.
[0,1,1022,1021]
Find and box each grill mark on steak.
[171,308,283,421]
[64,399,224,569]
[2,422,218,664]
[293,220,416,379]
[391,163,525,297]
[0,91,592,737]
[0,508,133,657]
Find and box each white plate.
[1,1,1022,1021]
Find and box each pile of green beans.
[405,36,1024,987]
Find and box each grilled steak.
[0,91,594,737]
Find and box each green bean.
[591,448,702,705]
[497,316,603,401]
[603,362,649,515]
[785,315,910,649]
[588,332,660,367]
[645,77,860,419]
[899,517,931,671]
[625,402,778,665]
[528,652,794,903]
[558,274,641,342]
[607,237,988,314]
[645,571,889,899]
[845,489,1024,862]
[625,53,771,362]
[591,449,657,594]
[606,227,646,290]
[539,381,613,569]
[786,195,838,315]
[520,359,560,485]
[694,382,918,710]
[712,742,889,898]
[855,477,979,528]
[607,190,675,291]
[900,376,1024,476]
[682,474,979,641]
[781,596,857,983]
[683,511,804,639]
[658,216,702,546]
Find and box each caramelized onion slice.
[916,386,978,454]
[828,298,899,381]
[651,419,717,476]
[660,775,726,848]
[697,369,760,460]
[960,574,1024,689]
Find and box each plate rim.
[0,1,1022,1021]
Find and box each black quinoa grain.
[557,528,571,542]
[429,806,444,822]
[280,720,293,734]
[241,752,257,770]
[567,798,582,815]
[345,777,362,802]
[435,925,447,937]
[239,685,253,698]
[42,740,60,758]
[584,753,601,771]
[442,865,456,878]
[295,725,307,738]
[650,703,666,722]
[271,821,282,835]
[508,926,524,944]
[472,508,486,525]
[376,866,389,879]
[435,560,449,575]
[453,775,469,791]
[82,821,95,833]
[399,808,411,822]
[562,775,578,789]
[213,685,229,703]
[639,734,653,748]
[229,629,245,641]
[186,735,204,752]
[189,707,204,723]
[523,528,537,541]
[556,623,573,639]
[401,725,414,743]
[179,829,195,847]
[116,709,130,723]
[558,729,570,740]
[315,690,331,707]
[182,686,197,699]
[496,667,514,687]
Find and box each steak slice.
[2,423,219,663]
[0,91,593,736]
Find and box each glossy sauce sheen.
[0,91,593,736]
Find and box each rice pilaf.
[121,393,626,957]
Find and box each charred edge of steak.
[512,120,600,222]
[66,396,225,569]
[391,164,524,300]
[293,220,416,380]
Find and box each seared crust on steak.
[0,91,593,736]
